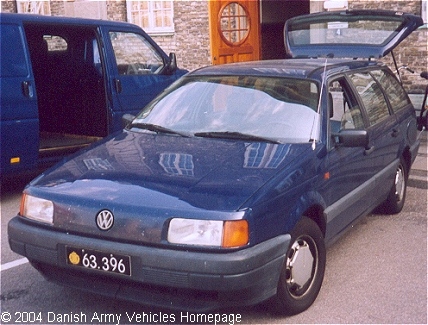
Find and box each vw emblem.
[96,210,114,231]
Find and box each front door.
[104,27,181,132]
[209,0,260,65]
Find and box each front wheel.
[270,217,326,315]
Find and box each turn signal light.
[222,220,249,248]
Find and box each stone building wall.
[143,1,211,71]
[106,0,127,23]
[166,1,211,71]
[49,1,64,16]
[1,0,16,12]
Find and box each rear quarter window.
[348,72,390,126]
[370,69,411,113]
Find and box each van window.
[43,35,68,52]
[0,24,28,77]
[349,72,390,126]
[109,31,163,75]
[370,69,411,113]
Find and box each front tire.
[271,217,326,315]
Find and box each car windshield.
[132,75,320,143]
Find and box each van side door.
[101,26,182,132]
[0,22,39,175]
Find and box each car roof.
[189,59,382,81]
[284,10,424,59]
[0,12,138,29]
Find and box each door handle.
[391,129,400,138]
[114,79,122,93]
[21,81,34,98]
[364,145,375,155]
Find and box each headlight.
[167,218,249,248]
[20,194,54,224]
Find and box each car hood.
[32,131,312,212]
[28,131,313,246]
[284,10,424,59]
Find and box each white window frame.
[16,0,51,15]
[126,0,174,35]
[422,0,427,24]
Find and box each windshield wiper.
[129,123,191,137]
[194,131,280,144]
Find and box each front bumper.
[8,216,290,311]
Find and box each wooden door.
[209,0,260,65]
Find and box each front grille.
[141,268,190,287]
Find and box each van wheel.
[271,217,326,315]
[379,158,408,214]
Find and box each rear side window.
[349,72,390,126]
[0,24,28,77]
[370,69,411,113]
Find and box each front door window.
[110,31,163,75]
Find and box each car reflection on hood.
[32,130,313,211]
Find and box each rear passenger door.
[0,23,39,174]
[370,68,416,156]
[348,70,401,168]
[347,70,403,205]
[102,26,180,132]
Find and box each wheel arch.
[401,146,412,176]
[303,204,326,238]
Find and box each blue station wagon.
[8,10,424,315]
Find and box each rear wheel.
[378,158,408,214]
[271,217,326,315]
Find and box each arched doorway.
[209,0,310,64]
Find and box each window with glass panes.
[16,0,51,15]
[126,1,174,34]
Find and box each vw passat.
[8,10,423,315]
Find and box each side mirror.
[161,52,177,75]
[122,113,135,129]
[333,129,369,148]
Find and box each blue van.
[0,13,187,176]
